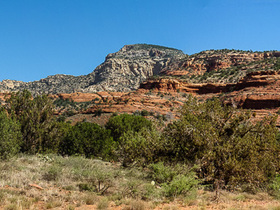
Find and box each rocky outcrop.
[0,74,95,95]
[138,70,280,126]
[140,70,280,94]
[0,44,184,95]
[49,89,183,123]
[161,50,280,78]
[49,70,280,112]
[83,44,184,92]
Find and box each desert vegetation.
[1,90,280,209]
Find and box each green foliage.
[274,58,280,70]
[149,162,177,184]
[78,167,115,195]
[105,114,153,142]
[118,126,162,166]
[162,173,198,197]
[149,162,195,184]
[269,175,280,198]
[148,162,199,197]
[133,109,151,116]
[68,158,118,195]
[133,44,184,54]
[162,96,280,192]
[2,89,280,198]
[0,111,21,159]
[53,98,76,108]
[6,90,64,154]
[94,108,103,116]
[43,164,62,181]
[59,122,114,159]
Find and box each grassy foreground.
[1,154,280,210]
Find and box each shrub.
[105,114,153,142]
[59,122,114,159]
[6,90,64,154]
[162,96,280,193]
[97,197,109,210]
[75,162,117,195]
[162,173,199,197]
[94,108,103,116]
[0,110,21,159]
[127,200,146,210]
[148,162,199,198]
[269,175,280,198]
[274,58,280,70]
[43,164,62,181]
[149,162,177,184]
[117,126,162,166]
[140,110,150,116]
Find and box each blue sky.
[1,0,280,82]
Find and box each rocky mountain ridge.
[0,44,184,94]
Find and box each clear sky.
[1,0,280,82]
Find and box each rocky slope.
[161,49,280,83]
[0,44,184,94]
[45,69,280,126]
[2,45,280,126]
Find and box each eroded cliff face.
[0,44,184,94]
[161,50,280,77]
[49,70,280,113]
[140,75,265,95]
[46,70,280,126]
[140,70,280,109]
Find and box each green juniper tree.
[6,90,65,153]
[0,110,21,159]
[59,122,114,159]
[163,96,280,197]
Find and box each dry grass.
[0,154,162,209]
[0,154,280,209]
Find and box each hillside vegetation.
[1,90,280,209]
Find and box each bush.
[105,114,153,142]
[148,162,199,198]
[162,173,199,197]
[43,164,62,181]
[59,122,114,159]
[0,110,21,159]
[162,96,280,193]
[117,126,162,166]
[6,90,64,154]
[149,162,177,184]
[269,175,280,198]
[72,160,117,195]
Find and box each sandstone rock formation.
[161,50,280,78]
[49,70,280,126]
